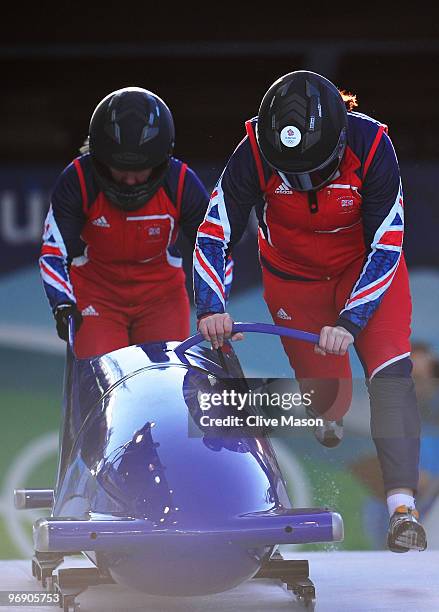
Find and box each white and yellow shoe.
[387,505,427,553]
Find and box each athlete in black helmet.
[40,86,233,358]
[256,71,348,191]
[194,70,426,552]
[88,87,175,209]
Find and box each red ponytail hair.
[339,90,358,111]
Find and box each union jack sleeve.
[337,131,404,335]
[39,162,86,310]
[193,179,231,315]
[193,138,263,318]
[39,205,76,309]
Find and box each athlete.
[193,70,426,552]
[40,86,232,358]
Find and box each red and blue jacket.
[40,153,233,311]
[194,112,404,337]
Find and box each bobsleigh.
[15,321,343,611]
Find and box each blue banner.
[0,166,61,276]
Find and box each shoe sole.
[388,523,427,553]
[315,428,343,448]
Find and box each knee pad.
[368,357,420,492]
[368,357,420,438]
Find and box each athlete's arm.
[336,129,404,337]
[39,161,86,311]
[179,165,235,301]
[178,166,210,247]
[193,136,263,314]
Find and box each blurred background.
[0,6,438,557]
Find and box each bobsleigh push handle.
[175,322,320,356]
[67,315,76,356]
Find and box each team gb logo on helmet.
[280,125,302,147]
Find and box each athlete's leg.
[130,281,191,344]
[74,300,130,358]
[353,258,425,550]
[70,263,131,358]
[262,268,353,420]
[354,258,420,494]
[366,358,420,493]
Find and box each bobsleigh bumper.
[34,508,343,553]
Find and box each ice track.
[1,551,438,611]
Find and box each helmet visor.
[279,128,347,192]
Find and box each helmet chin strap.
[278,167,341,192]
[92,159,169,210]
[103,181,154,210]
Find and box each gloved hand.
[53,303,83,341]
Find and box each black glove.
[53,303,83,341]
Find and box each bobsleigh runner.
[14,320,344,611]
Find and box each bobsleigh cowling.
[16,322,343,609]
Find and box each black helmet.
[256,71,347,191]
[88,87,175,209]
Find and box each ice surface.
[1,551,438,611]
